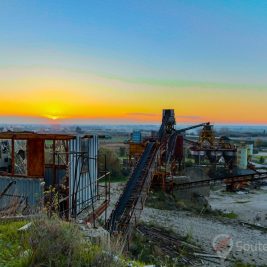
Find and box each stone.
[82,226,110,249]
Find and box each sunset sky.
[0,1,267,124]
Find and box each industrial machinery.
[105,110,210,243]
[189,125,237,169]
[105,109,266,246]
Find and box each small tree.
[98,147,122,179]
[259,156,265,164]
[255,139,263,148]
[119,147,126,157]
[75,126,83,134]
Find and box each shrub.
[0,216,143,267]
[0,220,29,267]
[18,216,126,267]
[24,216,119,267]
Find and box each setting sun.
[45,114,60,120]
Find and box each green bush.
[0,216,144,267]
[24,216,123,267]
[0,220,29,267]
[98,148,123,180]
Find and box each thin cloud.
[126,113,159,117]
[176,115,202,120]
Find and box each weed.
[232,260,257,267]
[223,212,238,219]
[184,230,193,243]
[0,220,30,267]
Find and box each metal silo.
[247,144,254,158]
[237,145,248,169]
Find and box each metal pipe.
[176,122,210,133]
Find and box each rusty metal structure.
[105,110,209,245]
[105,109,267,246]
[173,169,267,190]
[188,125,237,168]
[0,132,110,222]
[186,125,258,190]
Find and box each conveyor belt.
[106,142,157,234]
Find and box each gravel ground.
[100,182,125,221]
[209,187,267,227]
[141,208,267,266]
[107,183,267,266]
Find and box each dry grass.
[19,215,141,267]
[0,195,26,216]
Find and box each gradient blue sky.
[0,1,267,124]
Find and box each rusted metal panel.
[129,143,146,155]
[27,139,45,177]
[0,134,74,179]
[0,132,75,140]
[174,134,184,161]
[86,200,109,223]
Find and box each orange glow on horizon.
[44,115,60,120]
[0,68,266,125]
